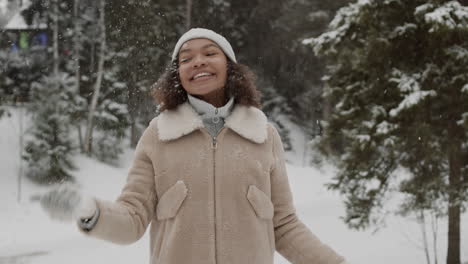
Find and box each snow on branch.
[376,121,396,135]
[462,84,468,93]
[356,134,371,144]
[390,23,417,38]
[302,0,373,55]
[389,69,436,117]
[414,3,435,17]
[390,69,421,93]
[417,1,468,32]
[458,112,468,126]
[445,45,468,61]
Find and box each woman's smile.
[191,72,216,81]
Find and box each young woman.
[41,28,349,264]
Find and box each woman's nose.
[192,55,206,68]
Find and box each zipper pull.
[212,137,217,149]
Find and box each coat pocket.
[156,180,188,220]
[246,185,274,220]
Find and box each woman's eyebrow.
[179,44,220,56]
[202,44,219,50]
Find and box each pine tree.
[306,1,468,263]
[23,72,78,184]
[0,50,14,118]
[90,66,131,164]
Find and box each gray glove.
[40,183,97,222]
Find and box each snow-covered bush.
[92,131,124,165]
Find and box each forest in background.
[0,0,349,151]
[0,1,467,263]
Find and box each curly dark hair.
[151,60,262,112]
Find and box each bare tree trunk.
[322,83,332,154]
[129,72,139,148]
[186,0,192,30]
[52,0,59,75]
[302,133,308,166]
[90,42,95,72]
[419,210,432,264]
[84,0,106,154]
[130,121,138,147]
[17,102,24,203]
[446,121,461,264]
[73,0,80,77]
[77,124,84,152]
[431,212,439,264]
[73,0,84,152]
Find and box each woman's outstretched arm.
[77,126,158,245]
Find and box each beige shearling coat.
[80,102,347,264]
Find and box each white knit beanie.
[171,28,237,63]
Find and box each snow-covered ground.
[0,107,466,264]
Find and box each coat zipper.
[212,135,218,264]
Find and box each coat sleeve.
[77,126,158,245]
[270,126,347,264]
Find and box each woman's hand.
[40,183,97,222]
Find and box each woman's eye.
[180,57,191,63]
[206,52,217,56]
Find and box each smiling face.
[177,38,228,106]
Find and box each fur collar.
[153,102,268,144]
